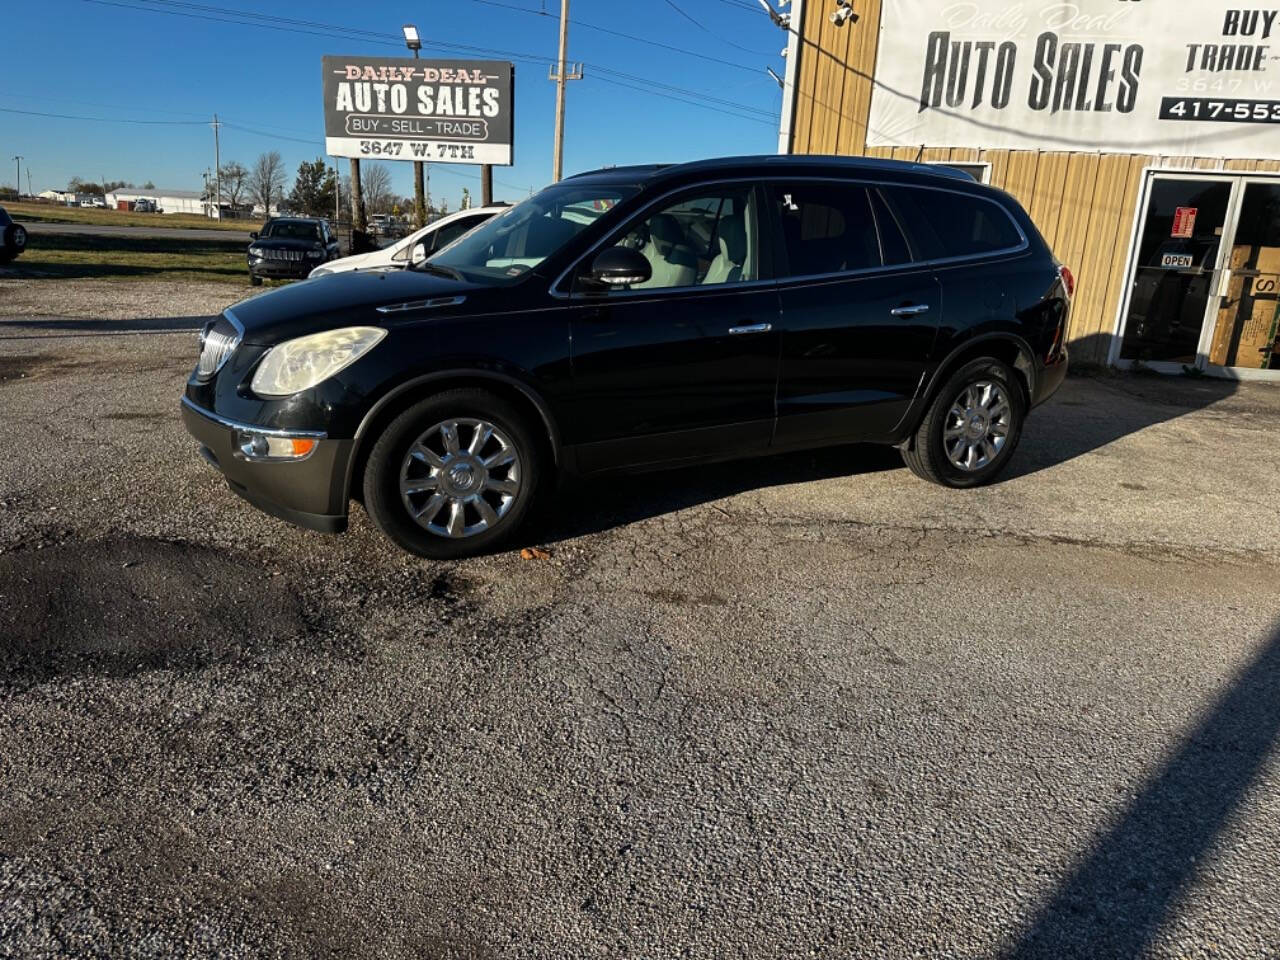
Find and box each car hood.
[228,268,486,343]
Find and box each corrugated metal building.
[105,188,211,217]
[779,0,1280,379]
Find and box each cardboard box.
[1210,244,1280,369]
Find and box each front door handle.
[728,322,773,335]
[891,304,931,318]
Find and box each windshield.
[261,220,321,242]
[425,184,637,282]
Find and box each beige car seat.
[635,214,697,289]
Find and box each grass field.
[4,232,251,284]
[3,200,261,233]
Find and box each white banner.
[866,2,1280,158]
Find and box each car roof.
[566,154,979,187]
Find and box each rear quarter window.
[881,186,1024,261]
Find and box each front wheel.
[901,358,1026,488]
[249,273,263,287]
[362,389,543,559]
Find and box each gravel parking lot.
[2,278,1278,959]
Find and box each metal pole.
[13,157,21,198]
[481,165,493,206]
[411,46,427,229]
[350,157,366,234]
[212,114,222,219]
[552,0,570,182]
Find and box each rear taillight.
[1059,264,1076,299]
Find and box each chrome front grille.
[264,249,303,262]
[196,313,243,379]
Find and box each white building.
[38,190,84,205]
[105,188,214,217]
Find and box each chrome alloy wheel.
[399,418,522,539]
[943,381,1011,472]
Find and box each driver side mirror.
[249,231,258,240]
[589,246,651,288]
[411,242,429,265]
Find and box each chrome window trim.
[181,395,327,439]
[548,174,1030,300]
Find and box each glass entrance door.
[1118,177,1235,368]
[1207,180,1280,375]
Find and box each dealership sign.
[866,2,1280,158]
[322,56,514,165]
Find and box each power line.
[0,106,204,125]
[658,0,774,55]
[78,0,780,125]
[467,0,767,75]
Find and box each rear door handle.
[728,322,773,335]
[891,304,931,317]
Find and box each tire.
[249,273,263,286]
[901,357,1026,488]
[362,389,544,559]
[9,225,25,251]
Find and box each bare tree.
[249,151,286,215]
[218,161,249,209]
[361,162,394,215]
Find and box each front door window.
[604,187,759,290]
[1209,182,1280,371]
[1120,178,1232,365]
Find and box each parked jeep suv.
[183,156,1070,559]
[247,217,340,285]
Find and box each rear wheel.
[901,358,1026,488]
[362,389,543,559]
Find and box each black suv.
[247,217,340,285]
[183,156,1071,559]
[0,206,26,264]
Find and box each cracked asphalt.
[2,278,1279,959]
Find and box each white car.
[308,205,504,279]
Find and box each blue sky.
[0,0,787,208]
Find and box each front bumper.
[181,397,353,533]
[248,258,319,280]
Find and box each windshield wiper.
[412,261,464,281]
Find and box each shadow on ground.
[1006,621,1280,958]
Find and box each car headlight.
[305,248,325,259]
[248,246,265,258]
[250,327,387,398]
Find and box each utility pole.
[481,165,493,206]
[211,113,222,219]
[11,157,21,199]
[332,161,340,227]
[404,24,428,229]
[549,0,582,182]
